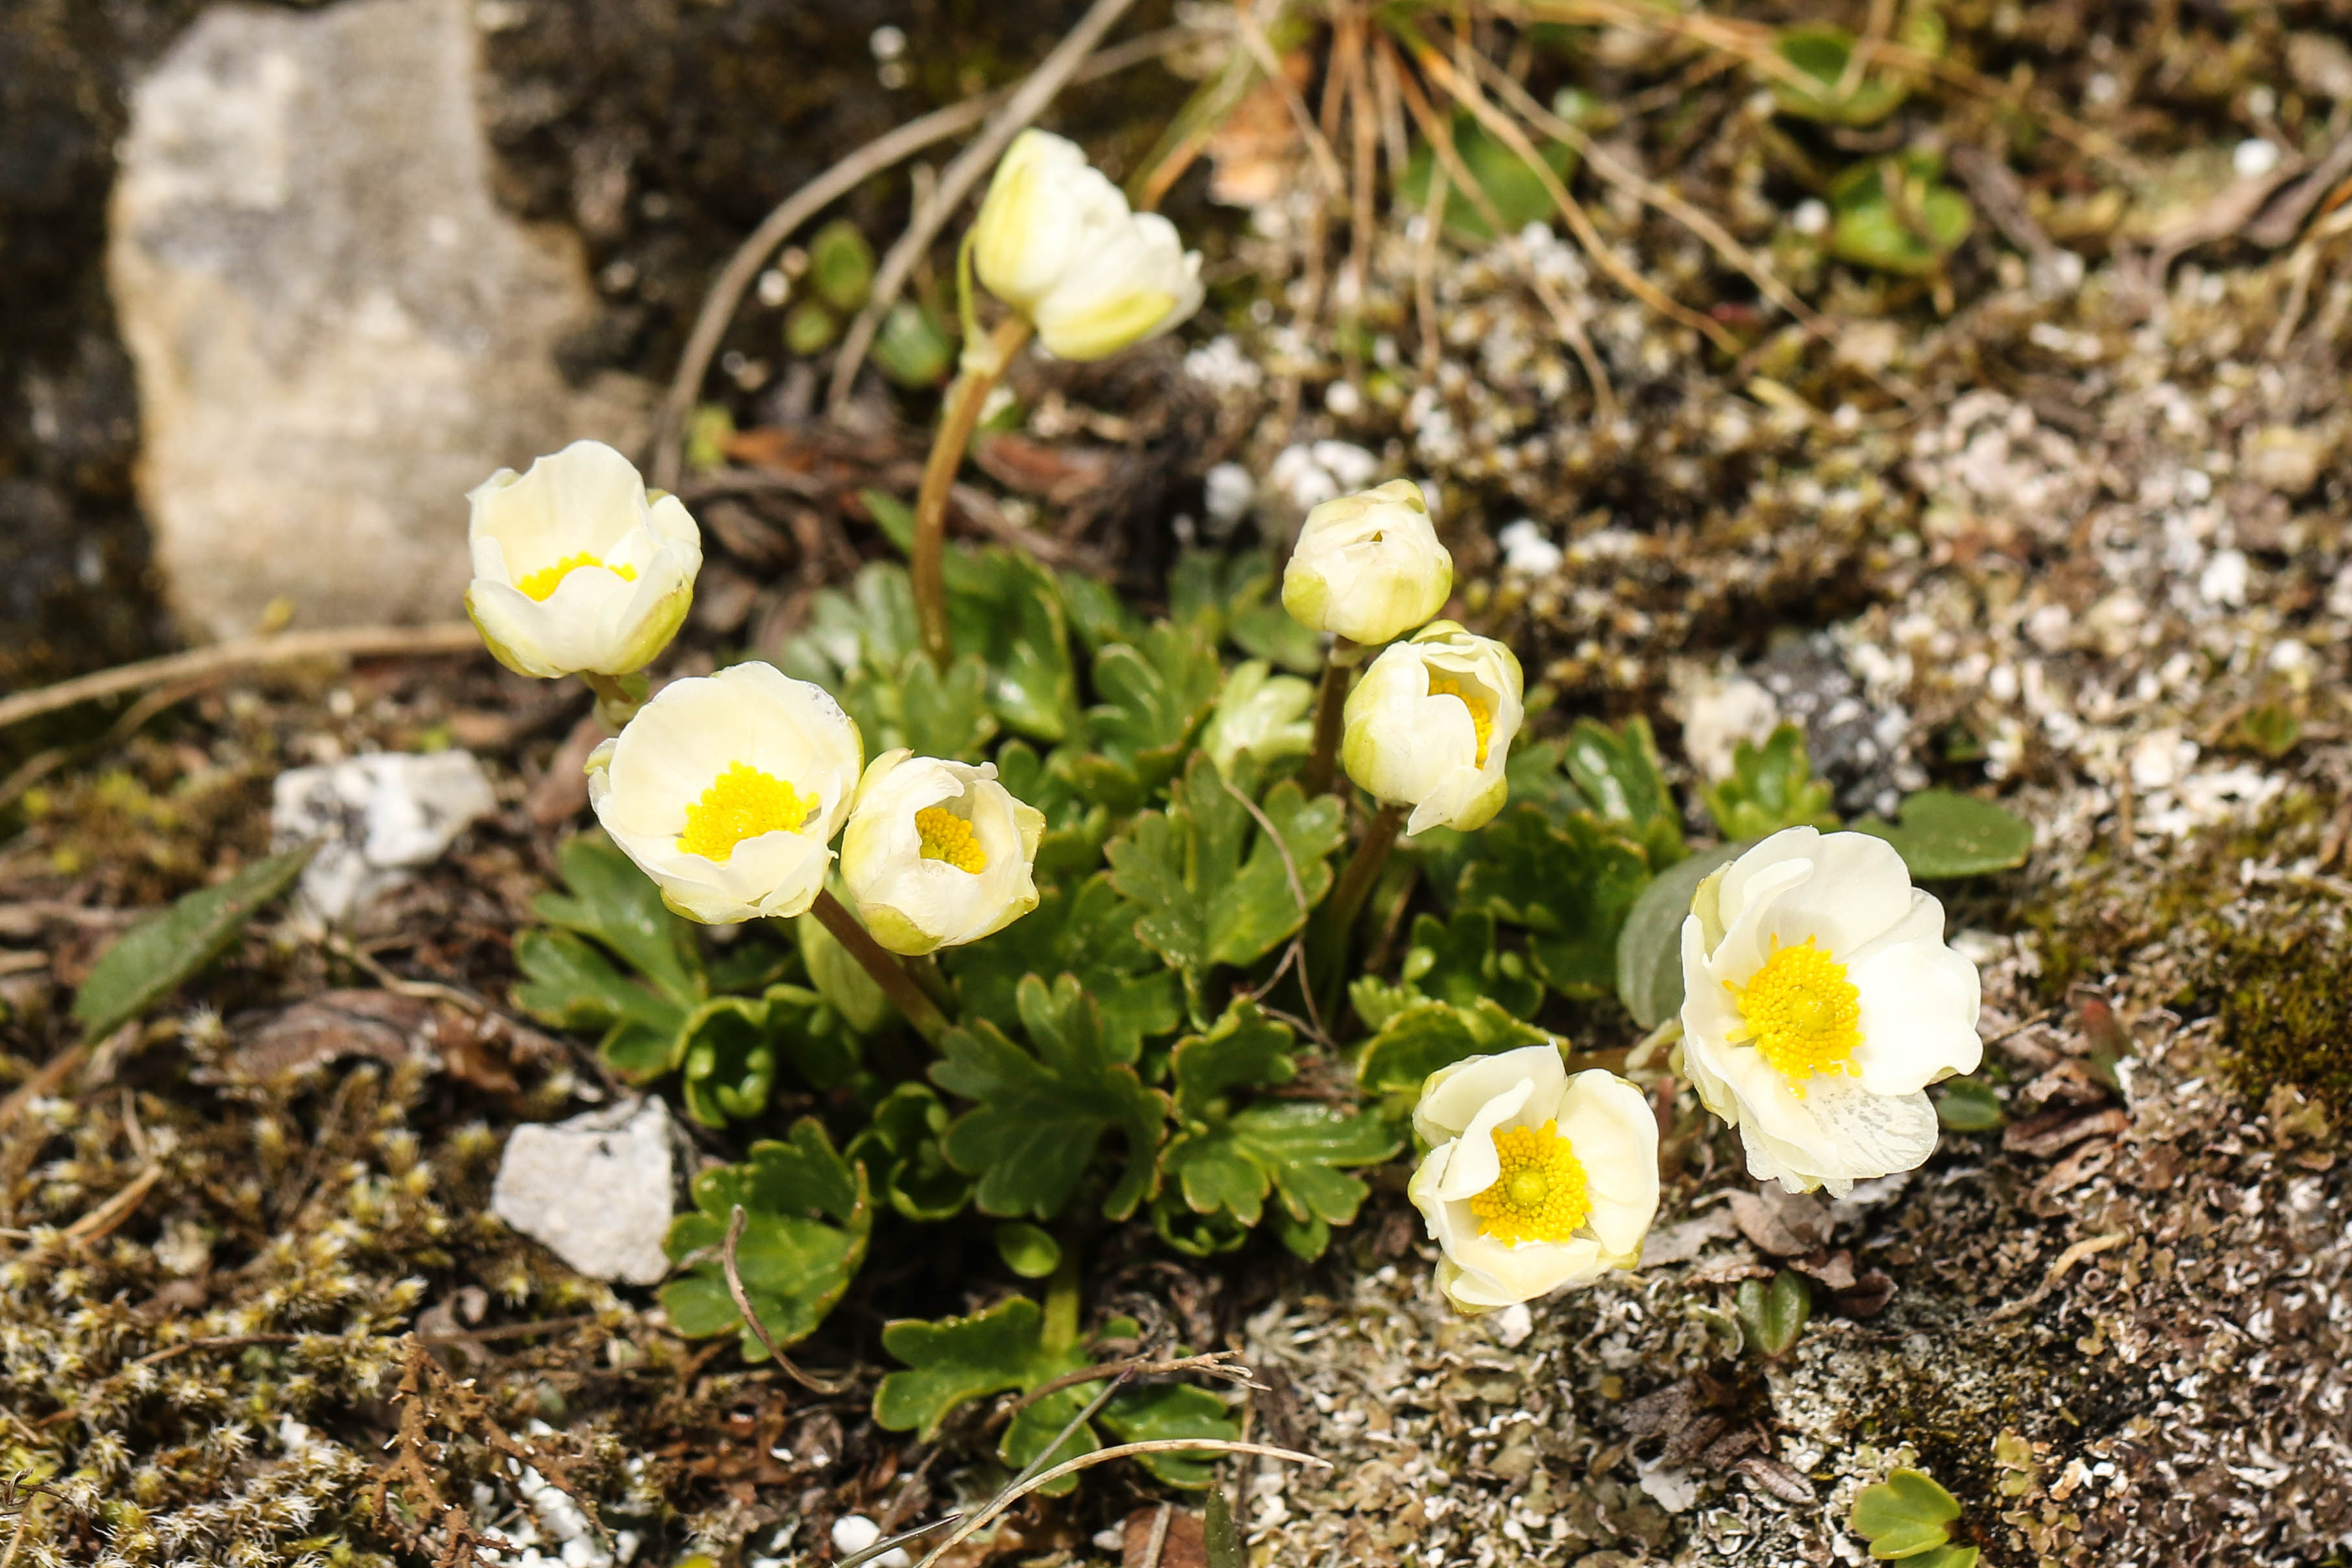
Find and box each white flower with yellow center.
[1340,622,1524,835]
[584,663,861,924]
[1280,479,1453,646]
[839,750,1046,956]
[1408,1045,1660,1312]
[1679,827,1984,1196]
[465,440,702,679]
[972,129,1205,361]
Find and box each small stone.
[270,750,498,922]
[1491,1301,1536,1349]
[2241,426,2325,495]
[491,1099,680,1286]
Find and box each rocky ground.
[5,2,2352,1566]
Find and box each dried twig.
[1002,1349,1258,1423]
[0,625,482,733]
[1987,1231,2129,1321]
[722,1205,856,1394]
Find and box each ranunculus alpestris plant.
[841,750,1046,955]
[1342,621,1525,834]
[465,439,701,680]
[1408,1044,1658,1311]
[1678,827,1985,1195]
[1280,479,1454,647]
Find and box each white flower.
[1280,479,1453,646]
[1340,622,1524,835]
[1678,827,1984,1196]
[585,663,862,924]
[465,440,702,678]
[839,750,1045,956]
[972,129,1204,361]
[1408,1045,1659,1312]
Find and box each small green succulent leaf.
[994,1222,1062,1280]
[532,834,705,1009]
[72,840,318,1045]
[1933,1075,2008,1132]
[1615,840,1749,1030]
[872,302,956,388]
[1829,154,1974,276]
[1564,717,1685,870]
[1850,1468,1965,1560]
[846,1082,972,1221]
[1460,807,1654,998]
[1152,1193,1254,1258]
[808,217,875,311]
[1770,25,1913,126]
[1356,999,1554,1098]
[1107,755,1345,999]
[944,870,1181,1066]
[932,975,1168,1221]
[785,300,838,356]
[1852,789,2033,879]
[661,1119,871,1360]
[1700,725,1839,841]
[1099,1382,1243,1489]
[1736,1268,1813,1360]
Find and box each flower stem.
[810,889,951,1045]
[1309,801,1408,1016]
[580,671,647,732]
[1298,641,1357,797]
[1040,1240,1082,1353]
[912,312,1035,668]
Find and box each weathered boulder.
[108,0,647,644]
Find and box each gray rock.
[491,1098,680,1288]
[269,750,499,923]
[108,0,647,644]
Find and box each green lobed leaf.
[1829,154,1974,277]
[71,841,317,1044]
[532,835,705,1009]
[661,1119,872,1360]
[1408,739,1587,904]
[1070,623,1224,807]
[945,547,1083,743]
[1351,907,1542,1031]
[1200,660,1316,777]
[931,975,1168,1221]
[1736,1268,1813,1360]
[1614,840,1749,1031]
[677,996,776,1128]
[846,1082,972,1221]
[943,870,1181,1066]
[1852,789,2033,879]
[1850,1469,1964,1560]
[1905,1549,1980,1568]
[874,1295,1077,1440]
[1563,716,1685,870]
[1105,755,1345,1003]
[1172,549,1319,675]
[1458,806,1653,998]
[1700,724,1838,842]
[1397,110,1578,243]
[1097,1382,1243,1489]
[1356,998,1554,1097]
[991,741,1112,877]
[1933,1075,2008,1132]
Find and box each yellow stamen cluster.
[678,763,816,862]
[915,806,988,872]
[517,552,637,602]
[1727,937,1863,1096]
[1469,1120,1591,1245]
[1427,674,1495,766]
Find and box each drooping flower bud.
[1340,622,1524,835]
[1280,479,1452,646]
[839,750,1045,955]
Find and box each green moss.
[2211,916,2352,1115]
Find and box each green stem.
[1309,802,1408,1016]
[912,313,1034,668]
[810,889,951,1046]
[1298,641,1357,797]
[1041,1240,1081,1354]
[580,671,647,732]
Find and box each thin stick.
[722,1205,857,1394]
[915,1440,1325,1568]
[647,25,1197,491]
[838,1515,965,1568]
[826,0,1149,415]
[1003,1350,1257,1421]
[912,313,1035,666]
[809,890,951,1045]
[0,624,482,733]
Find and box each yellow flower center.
[915,805,988,872]
[678,763,817,862]
[1726,937,1863,1096]
[516,552,637,602]
[1469,1120,1590,1245]
[1427,674,1495,766]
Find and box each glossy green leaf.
[1097,1382,1242,1489]
[944,870,1181,1066]
[945,547,1083,743]
[1351,907,1542,1031]
[846,1082,972,1221]
[1700,724,1838,842]
[1905,1548,1980,1568]
[661,1119,871,1361]
[1933,1075,2007,1132]
[1563,716,1685,870]
[1070,623,1223,807]
[1459,807,1653,998]
[795,907,895,1036]
[1106,755,1345,1001]
[1736,1268,1812,1360]
[72,841,317,1044]
[511,926,687,1067]
[1830,154,1974,276]
[1356,998,1554,1097]
[991,741,1111,877]
[1615,840,1748,1031]
[931,975,1168,1221]
[994,1223,1062,1279]
[676,996,776,1127]
[532,834,705,1009]
[808,217,875,311]
[1852,789,2033,879]
[1850,1468,1964,1560]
